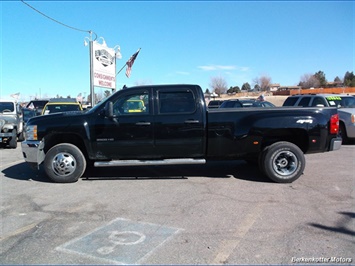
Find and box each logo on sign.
[95,49,114,67]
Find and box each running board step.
[94,158,206,167]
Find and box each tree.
[299,73,320,89]
[334,76,342,83]
[104,90,111,98]
[344,71,355,87]
[205,88,210,94]
[259,75,272,91]
[253,75,272,91]
[241,82,251,91]
[210,76,228,95]
[314,71,327,87]
[253,84,261,91]
[332,76,343,87]
[227,86,240,94]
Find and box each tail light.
[330,114,339,134]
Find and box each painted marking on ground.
[211,202,264,264]
[0,222,38,241]
[56,217,182,264]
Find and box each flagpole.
[115,63,128,77]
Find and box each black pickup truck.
[21,84,342,183]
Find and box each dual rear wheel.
[259,141,305,183]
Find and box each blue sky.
[1,1,354,102]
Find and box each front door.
[92,89,154,160]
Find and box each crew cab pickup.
[21,84,342,183]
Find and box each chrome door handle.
[184,120,199,124]
[135,122,151,126]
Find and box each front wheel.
[261,142,305,183]
[44,143,86,183]
[9,129,17,148]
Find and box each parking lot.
[1,145,354,265]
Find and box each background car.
[22,108,36,124]
[42,98,83,115]
[282,94,355,144]
[26,99,49,115]
[219,99,276,108]
[0,100,24,147]
[282,94,355,108]
[208,100,224,109]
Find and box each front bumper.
[21,140,44,164]
[0,132,13,137]
[329,137,342,151]
[0,132,13,143]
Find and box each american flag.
[126,48,141,78]
[10,92,20,100]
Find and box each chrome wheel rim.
[272,151,298,176]
[52,152,77,176]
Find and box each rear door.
[154,86,206,158]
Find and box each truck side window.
[311,97,326,107]
[159,90,196,114]
[282,97,299,106]
[113,91,149,115]
[298,97,311,107]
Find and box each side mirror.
[104,101,114,118]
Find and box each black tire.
[9,129,18,148]
[261,141,305,183]
[18,131,24,142]
[44,143,86,183]
[258,146,269,174]
[339,123,349,144]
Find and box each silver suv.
[0,100,24,148]
[283,94,355,144]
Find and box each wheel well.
[261,128,309,153]
[43,133,88,157]
[339,120,347,133]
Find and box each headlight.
[25,125,38,140]
[2,124,14,133]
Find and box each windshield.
[43,104,82,115]
[26,100,48,109]
[325,96,355,108]
[0,102,15,112]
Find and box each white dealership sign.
[92,41,117,89]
